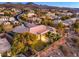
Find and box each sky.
[0,2,79,8]
[34,2,79,8]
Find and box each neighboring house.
[0,17,15,24]
[66,13,73,16]
[46,12,55,17]
[13,21,20,26]
[12,24,29,33]
[62,10,68,13]
[0,17,9,24]
[60,12,73,16]
[0,33,11,56]
[53,20,62,25]
[27,12,36,17]
[40,16,46,19]
[76,13,79,16]
[9,17,15,22]
[46,12,56,19]
[63,18,77,26]
[28,17,41,23]
[0,12,4,15]
[11,8,20,12]
[3,21,13,32]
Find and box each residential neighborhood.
[0,2,79,57]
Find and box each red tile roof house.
[0,12,4,15]
[13,23,56,42]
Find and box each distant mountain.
[0,2,79,12]
[26,2,37,5]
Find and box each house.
[63,18,77,26]
[76,13,79,16]
[13,21,20,26]
[46,12,56,19]
[9,17,15,22]
[46,12,55,17]
[66,13,73,16]
[13,23,51,35]
[60,12,73,16]
[2,21,13,32]
[13,23,56,42]
[11,8,21,13]
[29,25,49,34]
[63,10,68,13]
[28,17,41,24]
[0,12,4,15]
[0,16,16,25]
[29,25,51,42]
[0,17,9,24]
[12,24,29,33]
[53,20,62,25]
[27,12,36,17]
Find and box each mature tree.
[45,31,61,43]
[57,22,64,29]
[2,22,13,32]
[10,34,28,56]
[0,25,4,33]
[20,14,28,21]
[57,22,65,35]
[10,32,38,56]
[45,31,53,43]
[41,18,54,27]
[4,11,13,17]
[31,40,47,51]
[61,16,71,20]
[22,32,37,44]
[73,20,79,32]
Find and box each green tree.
[10,34,28,56]
[45,31,53,43]
[4,11,13,17]
[41,18,54,27]
[0,25,4,33]
[57,22,65,35]
[20,14,28,21]
[22,32,37,41]
[31,40,47,51]
[57,22,64,29]
[10,32,38,56]
[61,16,71,20]
[45,31,61,43]
[73,20,79,32]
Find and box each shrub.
[31,40,47,51]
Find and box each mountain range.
[0,2,79,12]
